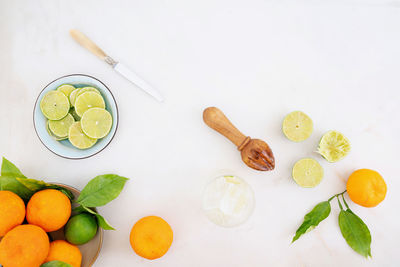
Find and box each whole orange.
[130,216,173,260]
[346,169,387,207]
[44,240,82,267]
[26,189,71,232]
[0,224,49,267]
[0,191,25,236]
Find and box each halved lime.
[68,122,97,149]
[48,113,75,138]
[57,84,76,97]
[81,108,112,139]
[46,121,67,141]
[74,91,105,117]
[282,111,313,142]
[69,88,80,107]
[318,130,351,162]
[292,158,324,188]
[76,87,100,98]
[40,91,70,120]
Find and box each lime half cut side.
[48,113,75,138]
[318,130,351,162]
[57,84,76,97]
[292,158,324,188]
[68,122,97,149]
[40,91,70,120]
[81,108,112,139]
[282,111,313,142]
[74,91,105,117]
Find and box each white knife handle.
[114,63,164,102]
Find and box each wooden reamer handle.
[203,107,249,149]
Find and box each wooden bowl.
[50,183,103,267]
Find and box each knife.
[69,29,164,102]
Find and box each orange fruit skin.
[347,169,387,207]
[44,240,82,267]
[0,224,49,267]
[0,191,25,236]
[26,189,71,232]
[130,216,173,260]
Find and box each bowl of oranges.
[0,184,103,267]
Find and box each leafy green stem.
[341,194,350,209]
[337,196,344,210]
[328,190,347,202]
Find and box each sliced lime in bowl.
[81,108,112,139]
[75,92,105,117]
[40,91,70,120]
[48,113,75,138]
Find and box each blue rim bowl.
[33,74,119,160]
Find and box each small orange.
[0,224,49,267]
[27,189,71,232]
[44,240,82,267]
[130,216,173,260]
[0,191,25,236]
[346,169,387,207]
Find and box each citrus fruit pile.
[40,84,113,149]
[0,189,83,267]
[0,158,130,267]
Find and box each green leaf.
[1,157,26,178]
[292,201,331,242]
[16,178,47,191]
[339,209,372,258]
[16,179,75,200]
[77,174,128,207]
[79,205,115,230]
[41,260,73,267]
[0,176,33,201]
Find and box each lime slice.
[282,111,313,142]
[292,158,324,188]
[68,122,97,149]
[70,109,81,121]
[76,87,100,98]
[74,91,105,117]
[318,130,351,162]
[40,91,70,120]
[46,121,67,141]
[81,108,112,139]
[69,88,80,107]
[57,84,75,97]
[48,113,75,138]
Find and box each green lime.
[68,122,97,149]
[69,88,80,107]
[48,113,75,138]
[282,111,313,142]
[46,120,67,141]
[40,91,70,120]
[292,158,324,188]
[65,213,98,245]
[57,84,76,97]
[318,130,351,162]
[76,86,100,98]
[74,91,105,117]
[81,108,112,139]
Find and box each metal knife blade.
[113,62,164,102]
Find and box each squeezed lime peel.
[318,130,351,162]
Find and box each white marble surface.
[1,0,399,266]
